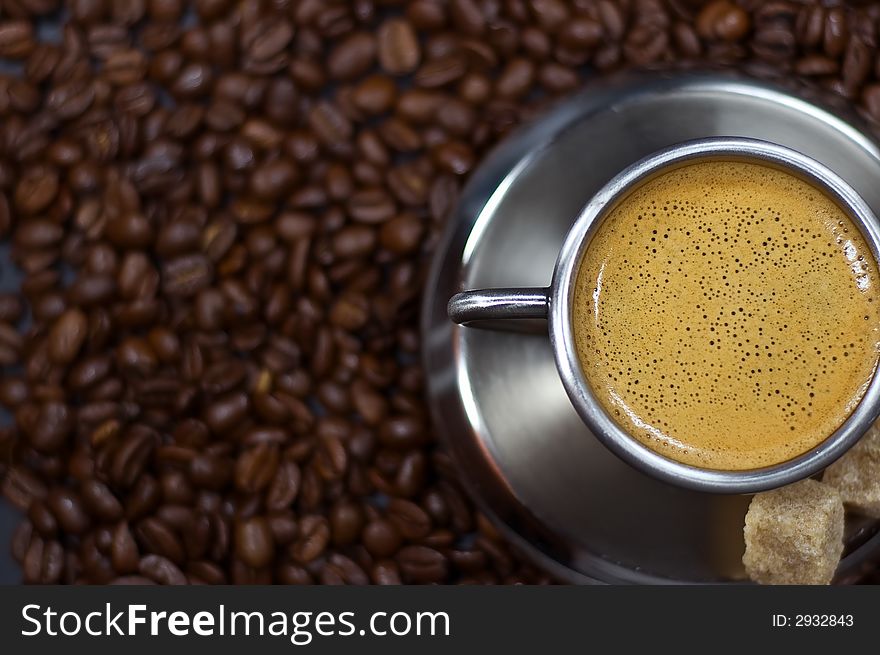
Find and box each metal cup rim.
[550,136,880,494]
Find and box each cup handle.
[447,287,550,331]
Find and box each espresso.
[573,161,880,470]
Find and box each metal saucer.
[422,70,880,584]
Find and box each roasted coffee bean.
[328,32,377,81]
[235,517,274,568]
[0,377,29,408]
[697,1,750,43]
[81,479,124,522]
[23,537,64,584]
[46,488,90,535]
[397,545,449,583]
[332,225,376,259]
[352,75,397,115]
[135,517,184,564]
[28,500,58,538]
[161,253,213,297]
[235,443,278,494]
[414,54,468,88]
[330,499,365,546]
[266,460,301,511]
[250,159,298,200]
[22,401,73,454]
[379,415,427,449]
[139,554,187,585]
[432,141,476,175]
[323,553,369,585]
[276,563,312,585]
[0,293,23,324]
[0,21,35,59]
[48,308,88,365]
[68,354,113,391]
[388,498,432,540]
[824,7,849,59]
[362,519,402,558]
[110,426,159,489]
[290,515,330,564]
[15,218,63,249]
[105,213,154,249]
[116,337,158,375]
[203,392,249,436]
[112,522,140,574]
[371,559,402,585]
[378,18,421,75]
[395,452,428,498]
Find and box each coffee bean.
[397,545,449,583]
[105,212,154,249]
[48,308,88,365]
[139,554,186,585]
[329,499,365,546]
[415,54,468,88]
[235,443,278,494]
[824,7,849,59]
[11,520,33,564]
[332,225,376,259]
[350,76,395,118]
[266,460,301,511]
[863,84,880,122]
[328,32,377,81]
[116,336,158,375]
[28,500,58,538]
[136,517,185,564]
[0,293,23,324]
[21,401,73,454]
[203,391,249,436]
[496,58,536,99]
[842,37,872,95]
[697,1,750,43]
[290,515,330,564]
[362,519,402,558]
[235,517,274,568]
[112,522,140,573]
[432,141,476,175]
[0,21,35,59]
[309,102,353,148]
[378,18,421,75]
[68,354,112,391]
[0,377,29,409]
[23,537,64,584]
[81,479,124,522]
[387,498,431,540]
[245,19,292,63]
[109,425,158,489]
[250,159,299,201]
[597,0,626,40]
[15,218,63,249]
[0,322,22,365]
[795,55,838,76]
[395,452,428,498]
[379,415,428,449]
[47,488,90,535]
[320,553,369,585]
[15,165,60,215]
[371,559,402,585]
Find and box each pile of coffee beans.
[2,0,880,585]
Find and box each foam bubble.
[573,161,880,470]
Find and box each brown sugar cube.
[743,479,844,585]
[823,424,880,518]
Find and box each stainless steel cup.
[448,137,880,493]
